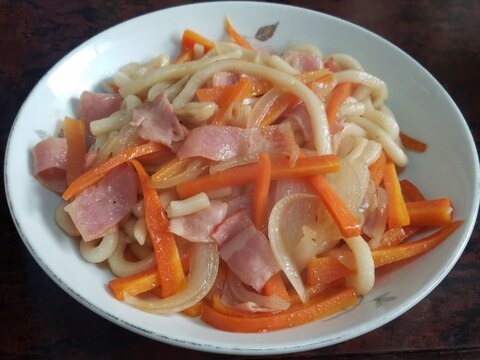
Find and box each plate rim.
[4,1,480,355]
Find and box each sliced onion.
[152,158,209,189]
[248,87,283,127]
[125,242,219,314]
[268,193,319,303]
[363,186,388,249]
[209,153,258,174]
[327,158,363,220]
[344,236,375,295]
[332,141,381,225]
[294,225,340,271]
[223,272,290,312]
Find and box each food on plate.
[32,17,462,332]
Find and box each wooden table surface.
[1,1,479,359]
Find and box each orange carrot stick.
[210,77,254,125]
[400,179,426,202]
[130,159,185,298]
[305,256,354,287]
[258,71,333,126]
[400,131,427,153]
[177,162,258,199]
[372,220,463,268]
[173,47,194,64]
[176,155,340,199]
[261,272,290,303]
[225,16,254,50]
[260,92,302,126]
[196,86,231,103]
[182,301,204,317]
[201,287,358,332]
[369,150,387,188]
[406,198,453,227]
[380,226,421,248]
[325,82,354,128]
[307,222,462,286]
[108,267,159,301]
[308,174,362,238]
[62,142,168,201]
[63,116,86,185]
[253,152,271,230]
[181,29,215,52]
[271,155,340,178]
[383,160,410,229]
[196,79,272,103]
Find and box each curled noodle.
[80,226,120,263]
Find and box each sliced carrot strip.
[308,174,361,238]
[325,82,354,128]
[176,155,340,199]
[406,198,453,227]
[262,272,290,303]
[196,86,231,103]
[108,267,159,301]
[63,116,86,185]
[325,57,342,72]
[196,78,272,103]
[225,16,254,50]
[400,131,427,152]
[201,287,358,332]
[252,78,273,97]
[369,150,387,188]
[253,152,271,230]
[400,179,426,202]
[297,69,333,83]
[181,29,215,52]
[182,301,204,317]
[259,71,333,126]
[380,226,421,248]
[305,256,354,287]
[177,162,257,199]
[271,155,340,178]
[383,160,410,229]
[173,47,194,64]
[306,222,462,285]
[260,92,302,126]
[130,159,185,298]
[210,77,254,126]
[62,142,168,200]
[372,220,463,268]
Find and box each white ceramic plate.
[5,1,480,355]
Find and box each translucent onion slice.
[344,236,375,295]
[125,242,219,314]
[224,272,290,312]
[268,193,319,303]
[151,158,209,189]
[209,153,258,174]
[247,87,283,127]
[327,158,363,220]
[363,186,388,249]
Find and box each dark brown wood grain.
[1,1,479,359]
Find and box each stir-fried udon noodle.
[32,20,460,332]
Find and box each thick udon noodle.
[56,41,407,297]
